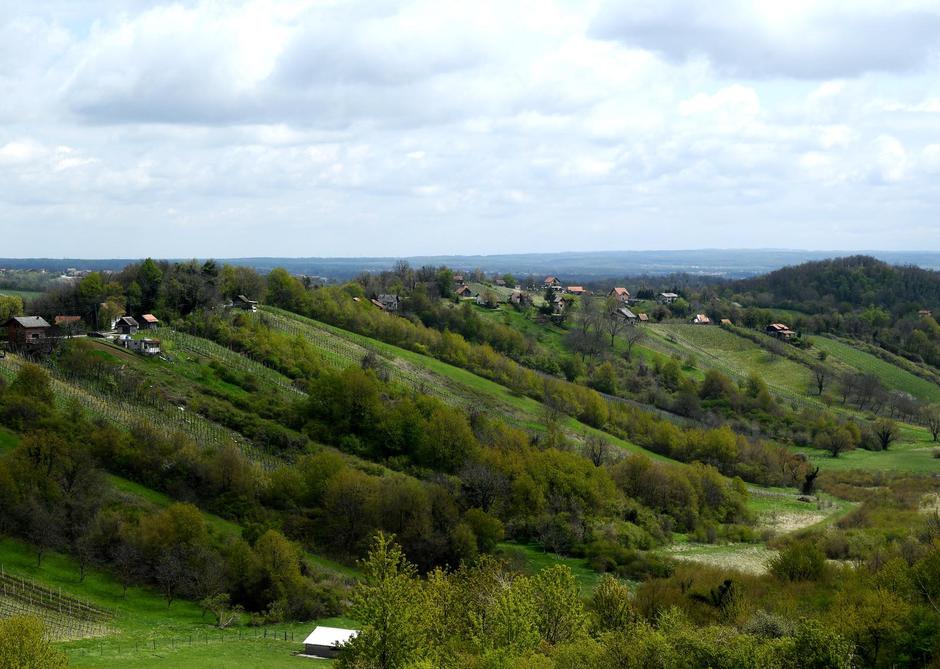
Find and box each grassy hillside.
[645,323,817,404]
[813,336,940,403]
[259,307,673,463]
[0,537,334,669]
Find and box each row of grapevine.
[648,325,821,412]
[256,309,472,408]
[154,328,306,398]
[0,566,113,640]
[0,353,281,470]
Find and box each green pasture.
[813,336,940,403]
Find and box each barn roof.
[303,626,358,648]
[141,314,160,323]
[5,316,50,328]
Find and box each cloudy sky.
[3,0,940,258]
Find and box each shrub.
[769,540,828,582]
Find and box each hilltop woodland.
[2,255,940,666]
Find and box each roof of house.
[638,313,649,321]
[141,314,160,323]
[693,314,711,323]
[544,276,558,284]
[370,298,385,309]
[720,318,733,325]
[616,307,637,319]
[610,287,630,297]
[567,286,585,292]
[767,323,790,331]
[660,292,679,298]
[236,294,258,304]
[5,316,50,329]
[116,316,139,327]
[302,626,358,648]
[54,315,82,325]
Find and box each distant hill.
[730,255,940,313]
[3,249,940,281]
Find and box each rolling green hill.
[257,307,673,463]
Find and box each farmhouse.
[302,626,358,659]
[614,307,638,324]
[234,295,259,312]
[455,285,476,298]
[543,276,563,291]
[692,314,711,325]
[608,287,630,303]
[509,290,531,307]
[566,286,587,295]
[658,292,679,304]
[377,294,400,312]
[140,314,160,329]
[115,316,139,335]
[3,316,51,348]
[766,323,796,340]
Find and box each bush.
[769,540,828,582]
[0,616,67,669]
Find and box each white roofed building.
[302,626,358,659]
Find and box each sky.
[3,0,940,258]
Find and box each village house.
[140,314,160,329]
[608,287,631,304]
[455,285,476,299]
[658,292,679,304]
[302,626,358,659]
[3,316,51,349]
[692,314,711,325]
[614,306,638,324]
[566,286,587,296]
[919,309,932,318]
[637,313,650,323]
[508,290,531,307]
[377,294,400,312]
[543,276,563,291]
[766,323,796,340]
[234,295,259,312]
[115,316,139,335]
[453,274,465,284]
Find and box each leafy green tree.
[531,565,586,645]
[589,574,635,632]
[872,418,900,451]
[137,257,164,312]
[0,617,67,669]
[340,532,425,669]
[0,295,23,321]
